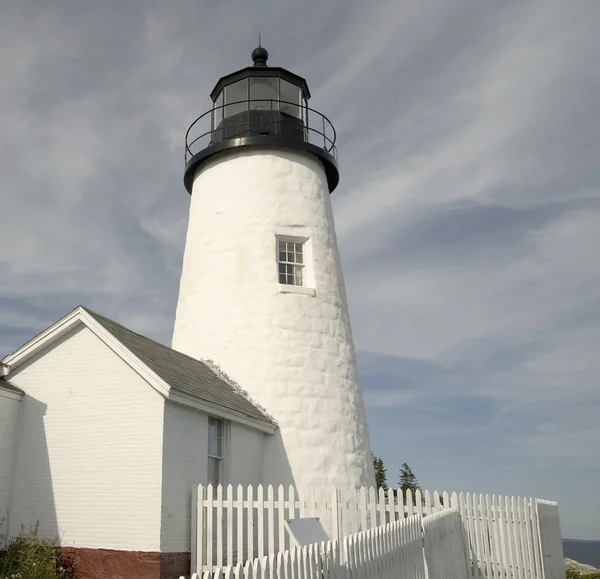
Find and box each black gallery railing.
[185,99,337,163]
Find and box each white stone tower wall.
[172,147,374,490]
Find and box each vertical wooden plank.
[423,490,432,517]
[494,495,508,578]
[257,484,265,560]
[308,543,317,579]
[237,484,244,566]
[378,487,387,527]
[227,484,234,567]
[515,497,528,579]
[233,562,243,579]
[278,485,286,553]
[486,494,501,578]
[415,489,424,519]
[276,552,284,579]
[460,493,474,573]
[288,484,296,522]
[406,489,414,518]
[520,497,535,579]
[531,498,545,579]
[512,496,525,579]
[359,486,368,531]
[498,495,513,578]
[368,486,377,529]
[505,495,519,579]
[252,557,260,579]
[528,499,541,579]
[217,484,224,569]
[479,493,491,577]
[450,491,459,509]
[348,486,357,535]
[331,487,340,544]
[267,485,275,557]
[247,485,254,563]
[433,490,441,512]
[385,488,395,524]
[442,491,450,512]
[207,484,214,573]
[471,494,485,578]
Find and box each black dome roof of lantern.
[209,46,311,101]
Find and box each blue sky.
[1,0,599,540]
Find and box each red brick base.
[60,547,190,579]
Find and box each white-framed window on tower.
[276,232,316,295]
[278,238,305,286]
[208,416,224,487]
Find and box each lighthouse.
[172,46,375,490]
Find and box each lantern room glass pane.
[280,80,300,118]
[213,90,224,130]
[225,79,248,117]
[250,77,278,111]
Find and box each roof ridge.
[82,306,207,365]
[80,306,276,428]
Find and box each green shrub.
[0,525,77,579]
[566,571,600,579]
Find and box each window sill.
[278,284,316,296]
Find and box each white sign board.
[284,517,330,548]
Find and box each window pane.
[280,80,300,118]
[213,90,224,130]
[208,417,223,457]
[279,272,287,284]
[208,433,218,457]
[208,457,220,487]
[225,79,248,117]
[250,77,278,111]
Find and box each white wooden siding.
[9,324,165,551]
[0,387,21,534]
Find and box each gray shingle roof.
[82,307,276,429]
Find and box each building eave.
[2,306,276,432]
[2,306,171,398]
[168,391,277,435]
[0,382,24,401]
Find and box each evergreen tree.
[398,462,422,505]
[372,454,388,491]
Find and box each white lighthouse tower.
[172,46,374,490]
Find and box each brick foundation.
[60,547,190,579]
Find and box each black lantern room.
[184,47,339,193]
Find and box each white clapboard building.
[0,46,374,579]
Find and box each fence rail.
[191,484,563,579]
[183,509,470,579]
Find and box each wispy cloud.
[1,0,599,539]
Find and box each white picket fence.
[422,508,470,579]
[191,484,564,579]
[182,510,451,579]
[535,500,565,579]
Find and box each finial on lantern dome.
[252,41,268,67]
